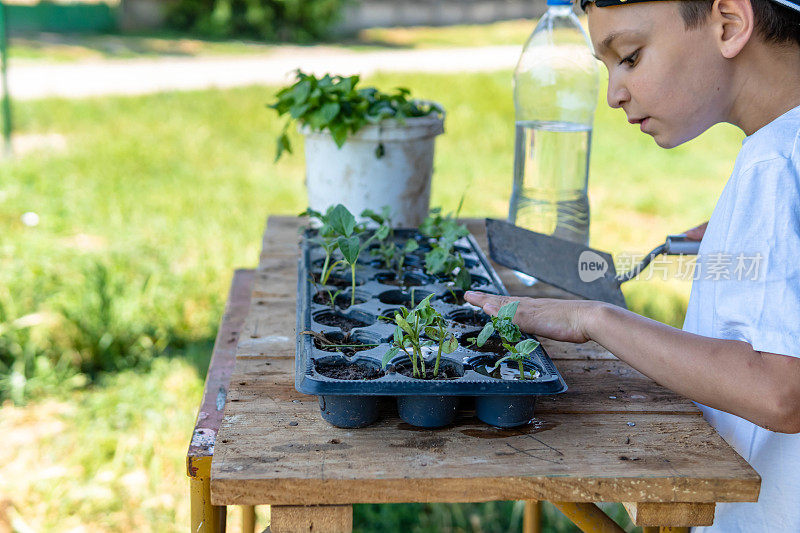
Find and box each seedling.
[331,205,385,307]
[472,301,540,380]
[419,206,469,243]
[381,294,457,378]
[362,206,420,275]
[421,207,472,291]
[301,205,351,286]
[424,243,472,291]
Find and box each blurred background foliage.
[0,19,742,532]
[165,0,350,41]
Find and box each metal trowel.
[485,218,702,308]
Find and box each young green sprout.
[303,204,385,308]
[301,206,342,286]
[328,204,385,307]
[362,206,420,276]
[381,294,457,378]
[474,301,540,380]
[421,207,472,291]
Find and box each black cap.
[580,0,800,12]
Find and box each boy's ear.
[710,0,755,58]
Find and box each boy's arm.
[683,221,708,240]
[464,291,800,434]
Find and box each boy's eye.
[619,49,640,67]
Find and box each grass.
[358,19,536,48]
[9,19,539,63]
[0,70,743,530]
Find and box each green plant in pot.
[270,71,445,227]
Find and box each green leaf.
[455,268,472,291]
[496,319,522,343]
[291,79,312,104]
[395,315,414,336]
[382,346,399,368]
[300,207,324,220]
[424,326,440,340]
[320,102,340,123]
[337,236,360,264]
[497,301,520,321]
[515,339,540,356]
[329,122,348,148]
[289,102,311,119]
[403,239,419,253]
[360,208,385,225]
[424,247,449,275]
[442,334,458,354]
[374,225,390,241]
[328,204,356,236]
[476,323,494,347]
[412,293,435,313]
[275,132,292,162]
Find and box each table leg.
[242,505,256,533]
[190,472,227,533]
[551,502,626,533]
[269,505,352,533]
[523,501,541,533]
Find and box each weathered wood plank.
[261,216,303,260]
[187,269,254,470]
[623,502,715,527]
[211,357,758,506]
[536,360,698,415]
[269,504,353,533]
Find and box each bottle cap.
[547,0,573,5]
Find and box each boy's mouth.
[628,116,651,132]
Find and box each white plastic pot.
[302,111,445,227]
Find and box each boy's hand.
[684,221,708,241]
[464,291,602,344]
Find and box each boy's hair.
[680,0,800,47]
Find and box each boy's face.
[587,1,730,148]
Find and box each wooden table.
[209,216,760,533]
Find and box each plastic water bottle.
[509,0,599,283]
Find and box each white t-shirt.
[683,104,800,533]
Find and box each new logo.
[578,250,608,282]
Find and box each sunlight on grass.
[359,19,536,48]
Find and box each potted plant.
[270,71,445,227]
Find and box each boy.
[465,0,800,530]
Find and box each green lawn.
[0,71,742,531]
[9,19,542,63]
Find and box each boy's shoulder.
[737,104,800,172]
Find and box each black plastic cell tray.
[294,228,568,397]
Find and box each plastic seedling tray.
[295,228,567,428]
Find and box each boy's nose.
[606,77,630,109]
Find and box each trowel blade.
[485,218,627,309]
